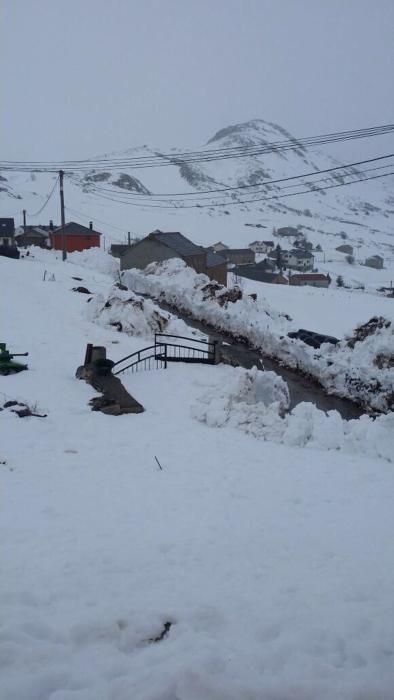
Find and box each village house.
[287,249,314,271]
[255,258,276,272]
[248,240,275,254]
[336,244,354,255]
[220,248,255,266]
[210,241,229,252]
[365,254,384,270]
[120,230,227,285]
[268,247,314,271]
[0,218,15,246]
[205,250,228,285]
[49,221,102,253]
[15,226,49,248]
[232,263,288,285]
[289,273,331,288]
[276,226,302,237]
[110,243,133,259]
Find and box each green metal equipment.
[0,343,28,375]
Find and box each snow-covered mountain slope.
[1,120,393,264]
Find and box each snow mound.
[67,247,120,276]
[192,366,394,463]
[87,286,201,338]
[192,366,289,433]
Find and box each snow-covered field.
[230,273,394,337]
[2,248,394,700]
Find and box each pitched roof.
[290,273,328,281]
[289,249,314,258]
[224,248,254,255]
[257,272,287,283]
[212,241,229,248]
[15,226,48,238]
[149,230,204,257]
[205,250,227,268]
[256,258,276,270]
[53,221,102,236]
[111,244,131,256]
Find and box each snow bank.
[192,366,394,463]
[87,286,202,338]
[67,247,119,276]
[123,260,394,412]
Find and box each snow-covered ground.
[2,249,394,700]
[230,273,394,337]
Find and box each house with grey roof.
[15,226,49,248]
[289,273,330,288]
[277,226,302,237]
[232,264,288,285]
[220,248,255,266]
[0,218,15,246]
[365,254,384,269]
[248,240,275,254]
[210,241,229,252]
[120,230,227,285]
[336,244,354,255]
[267,247,314,271]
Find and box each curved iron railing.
[113,334,216,374]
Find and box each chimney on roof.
[49,220,54,231]
[127,232,131,246]
[89,221,93,230]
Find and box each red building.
[49,221,101,253]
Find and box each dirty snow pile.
[192,366,394,463]
[123,259,394,412]
[86,286,194,338]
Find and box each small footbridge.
[113,333,217,375]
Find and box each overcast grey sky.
[1,0,393,160]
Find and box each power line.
[65,205,137,235]
[75,157,394,209]
[82,169,394,211]
[26,175,59,217]
[1,123,393,173]
[76,153,394,202]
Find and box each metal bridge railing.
[113,334,216,375]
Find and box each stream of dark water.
[140,294,365,420]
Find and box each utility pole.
[59,169,67,261]
[23,209,26,233]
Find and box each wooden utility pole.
[59,170,67,261]
[23,209,26,233]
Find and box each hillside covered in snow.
[1,120,394,272]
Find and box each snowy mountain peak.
[206,119,306,152]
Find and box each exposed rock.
[72,286,92,294]
[347,316,391,348]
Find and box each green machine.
[0,343,28,375]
